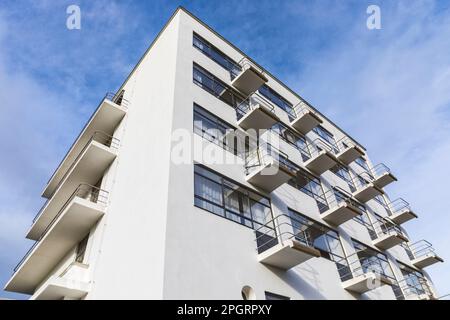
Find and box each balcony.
[337,254,395,294]
[370,163,397,189]
[245,144,299,192]
[236,93,279,131]
[4,185,107,295]
[408,240,444,269]
[398,278,435,301]
[335,137,365,165]
[42,92,128,199]
[231,57,268,96]
[304,138,338,175]
[31,262,90,300]
[255,214,321,270]
[320,187,363,226]
[387,198,417,225]
[28,132,118,240]
[372,219,408,250]
[289,101,322,134]
[352,173,383,203]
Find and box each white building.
[4,7,443,300]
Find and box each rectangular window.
[258,85,295,119]
[193,104,244,156]
[355,156,370,171]
[193,63,245,108]
[288,169,329,213]
[313,125,336,147]
[330,164,356,192]
[398,262,430,297]
[193,33,241,77]
[194,165,273,230]
[75,234,89,263]
[265,291,290,300]
[270,122,310,162]
[351,239,395,280]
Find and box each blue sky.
[0,0,449,300]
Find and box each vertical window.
[75,234,89,263]
[288,169,329,213]
[194,165,273,230]
[193,104,243,156]
[193,33,241,77]
[355,156,370,171]
[313,125,336,147]
[193,64,245,108]
[351,239,395,280]
[330,164,356,192]
[271,122,310,161]
[258,85,294,119]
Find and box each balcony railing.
[336,253,397,287]
[235,92,279,130]
[244,143,299,176]
[33,132,118,224]
[371,218,408,250]
[397,277,434,300]
[320,187,364,225]
[407,240,443,268]
[15,184,108,273]
[230,57,265,79]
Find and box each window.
[270,122,310,162]
[193,33,241,77]
[355,156,370,171]
[75,234,89,263]
[351,239,395,280]
[353,208,377,240]
[288,209,346,262]
[258,85,294,119]
[193,104,244,156]
[313,125,336,147]
[194,165,273,230]
[330,164,356,192]
[193,63,245,108]
[265,291,290,300]
[398,262,430,297]
[288,169,328,213]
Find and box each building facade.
[4,7,443,300]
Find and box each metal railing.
[336,252,397,284]
[290,100,319,121]
[335,136,361,154]
[34,131,119,223]
[244,143,299,176]
[14,184,108,273]
[372,217,406,240]
[105,91,130,109]
[308,137,339,158]
[254,213,327,255]
[407,240,437,260]
[386,198,411,216]
[371,163,392,179]
[398,277,434,299]
[236,92,275,121]
[231,57,266,79]
[323,186,364,213]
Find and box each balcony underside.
[5,198,105,295]
[32,277,89,300]
[246,161,296,192]
[43,99,125,198]
[258,239,321,270]
[412,254,444,269]
[372,172,397,189]
[289,111,322,134]
[304,150,337,175]
[231,67,268,96]
[342,272,393,294]
[237,105,279,131]
[336,146,365,165]
[352,183,383,203]
[321,202,362,226]
[28,141,116,240]
[389,209,417,225]
[373,232,408,250]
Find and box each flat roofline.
[115,6,366,151]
